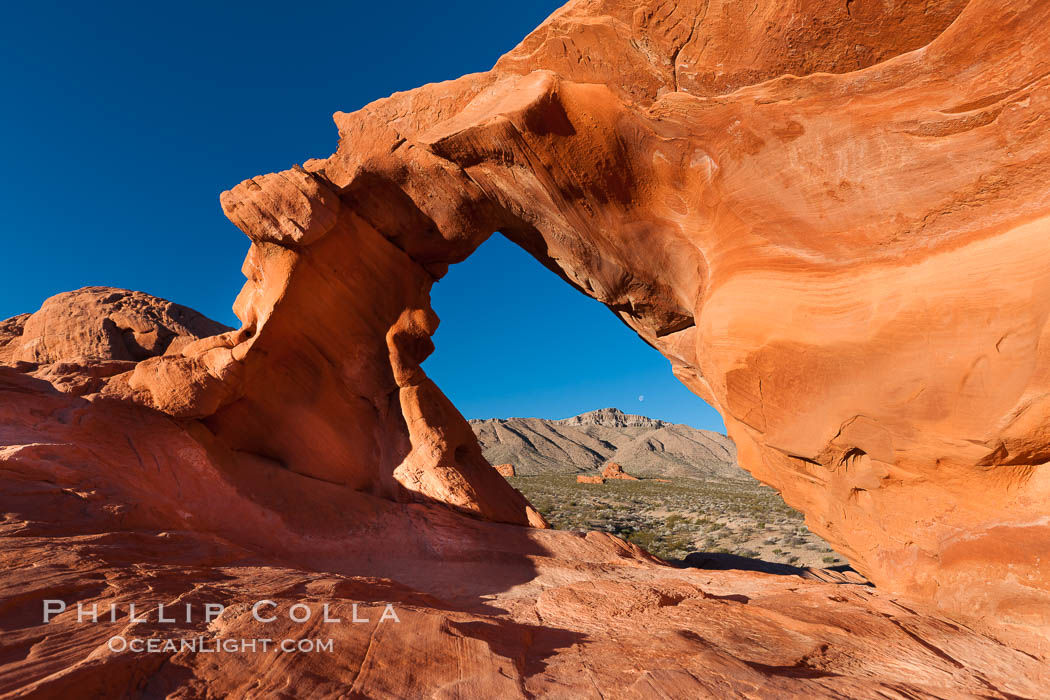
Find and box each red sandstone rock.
[494,463,515,477]
[602,462,639,481]
[576,475,605,484]
[0,313,28,364]
[4,287,230,365]
[0,288,233,397]
[2,0,1050,694]
[116,0,1046,646]
[3,368,1047,697]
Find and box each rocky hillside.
[470,408,748,480]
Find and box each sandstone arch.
[125,0,1050,651]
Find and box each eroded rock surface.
[1,368,1046,697]
[133,0,1050,647]
[9,287,231,365]
[2,0,1050,694]
[603,462,640,481]
[0,314,29,364]
[0,287,232,397]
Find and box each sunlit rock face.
[4,360,1046,698]
[3,287,229,366]
[0,287,231,396]
[5,1,1049,689]
[132,0,1050,644]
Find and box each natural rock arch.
[126,0,1050,650]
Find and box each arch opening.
[424,233,848,569]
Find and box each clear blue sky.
[427,235,724,430]
[0,0,724,432]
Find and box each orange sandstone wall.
[126,0,1050,644]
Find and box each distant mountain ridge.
[553,407,668,429]
[469,408,750,481]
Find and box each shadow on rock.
[677,551,872,585]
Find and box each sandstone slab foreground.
[1,0,1049,696]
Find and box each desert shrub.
[665,514,686,528]
[504,473,835,565]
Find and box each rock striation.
[1,0,1049,693]
[91,0,1050,650]
[126,0,1050,648]
[0,314,29,364]
[470,407,739,478]
[0,288,232,397]
[9,287,230,365]
[2,355,1047,696]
